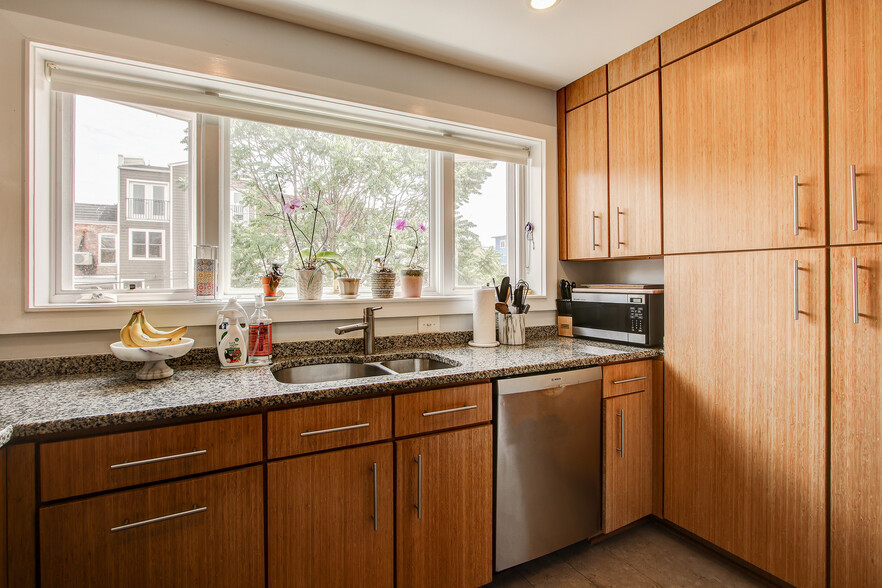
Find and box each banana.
[119,312,140,347]
[139,312,188,339]
[119,311,183,348]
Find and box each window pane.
[99,235,116,264]
[68,94,193,291]
[454,155,509,288]
[227,119,430,293]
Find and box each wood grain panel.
[608,38,660,90]
[396,425,492,588]
[603,360,653,398]
[664,249,826,588]
[565,96,609,259]
[652,358,664,518]
[40,467,264,588]
[394,383,491,437]
[558,88,569,259]
[604,391,653,533]
[662,0,825,254]
[40,415,262,502]
[660,0,802,64]
[827,0,882,245]
[831,245,882,587]
[609,72,662,257]
[6,444,35,588]
[268,444,394,588]
[0,449,5,588]
[564,65,607,111]
[267,396,391,459]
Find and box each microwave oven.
[558,289,663,347]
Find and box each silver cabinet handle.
[853,257,860,325]
[110,449,207,470]
[612,376,646,385]
[616,410,625,459]
[793,176,800,236]
[793,260,800,321]
[591,211,600,251]
[851,164,858,231]
[422,405,477,417]
[616,207,625,249]
[371,462,378,531]
[300,422,369,437]
[111,505,206,533]
[414,454,422,520]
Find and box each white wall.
[0,0,558,359]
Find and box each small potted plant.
[395,219,426,298]
[371,256,396,299]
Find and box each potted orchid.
[395,218,427,298]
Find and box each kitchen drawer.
[394,383,492,437]
[267,396,392,459]
[39,466,264,588]
[40,414,263,502]
[603,360,652,398]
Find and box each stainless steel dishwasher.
[494,367,602,571]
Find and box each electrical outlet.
[418,316,440,333]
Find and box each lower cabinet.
[603,390,652,532]
[396,425,493,588]
[268,443,394,588]
[39,466,265,588]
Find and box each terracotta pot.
[399,268,424,298]
[371,271,396,299]
[261,275,279,297]
[294,267,323,300]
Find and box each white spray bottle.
[217,298,250,367]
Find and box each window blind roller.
[47,63,532,165]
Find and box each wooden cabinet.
[396,425,493,588]
[603,390,652,533]
[268,443,394,588]
[394,383,491,436]
[830,245,882,587]
[827,0,882,245]
[609,72,661,258]
[608,38,659,91]
[564,96,608,259]
[662,0,825,254]
[664,248,827,588]
[0,448,5,588]
[39,466,264,588]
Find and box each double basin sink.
[273,355,457,385]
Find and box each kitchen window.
[28,43,545,308]
[98,234,117,265]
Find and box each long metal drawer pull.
[616,207,625,249]
[612,376,646,385]
[853,257,860,325]
[792,176,799,236]
[110,505,207,533]
[110,449,207,470]
[422,405,478,417]
[793,260,800,321]
[591,211,600,251]
[617,410,625,459]
[371,462,378,531]
[850,165,858,232]
[414,454,422,520]
[300,422,369,437]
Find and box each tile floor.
[486,522,772,587]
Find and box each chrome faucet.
[335,306,382,355]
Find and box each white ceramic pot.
[295,267,324,300]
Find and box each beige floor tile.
[517,553,586,585]
[562,540,660,587]
[487,568,534,588]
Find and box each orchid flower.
[283,198,303,215]
[394,219,407,231]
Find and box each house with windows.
[73,203,118,288]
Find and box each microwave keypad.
[629,306,645,333]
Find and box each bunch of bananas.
[120,311,188,348]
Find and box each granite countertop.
[0,335,660,445]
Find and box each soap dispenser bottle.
[217,298,249,367]
[248,294,273,365]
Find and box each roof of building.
[74,203,118,223]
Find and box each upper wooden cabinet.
[662,0,825,254]
[565,96,609,259]
[608,38,659,90]
[564,66,607,111]
[827,0,882,245]
[609,72,662,258]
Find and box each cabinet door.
[664,249,827,588]
[396,425,492,588]
[565,96,609,259]
[831,245,882,587]
[662,0,825,254]
[609,72,661,258]
[39,466,264,588]
[828,0,882,245]
[0,448,5,588]
[268,443,393,588]
[603,391,652,532]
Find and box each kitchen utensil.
[495,302,510,314]
[560,279,572,300]
[498,277,510,302]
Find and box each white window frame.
[126,181,170,222]
[128,229,165,261]
[27,42,548,318]
[98,233,117,265]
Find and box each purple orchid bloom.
[417,222,427,233]
[394,219,407,231]
[283,198,303,215]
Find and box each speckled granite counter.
[0,335,660,444]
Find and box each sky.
[457,161,508,247]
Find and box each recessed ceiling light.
[530,0,560,10]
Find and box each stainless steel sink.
[273,362,395,384]
[376,357,453,373]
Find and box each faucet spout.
[334,322,368,335]
[335,306,382,355]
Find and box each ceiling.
[206,0,720,89]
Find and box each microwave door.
[572,303,632,342]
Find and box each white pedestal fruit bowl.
[110,338,195,380]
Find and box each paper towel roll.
[469,286,500,347]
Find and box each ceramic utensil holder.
[497,313,526,345]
